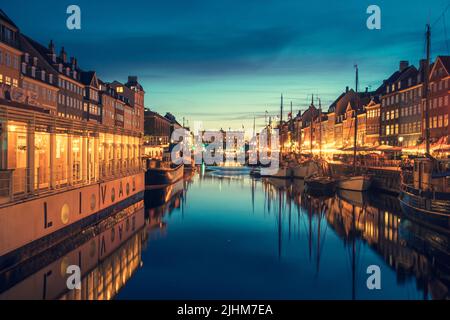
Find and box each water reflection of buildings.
[144,169,194,235]
[0,200,145,300]
[261,178,450,299]
[326,192,449,299]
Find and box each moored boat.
[337,175,372,192]
[292,160,320,179]
[399,158,450,230]
[261,165,293,179]
[305,175,336,196]
[145,159,184,188]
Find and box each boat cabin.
[413,158,450,192]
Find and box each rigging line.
[432,2,450,27]
[443,12,450,55]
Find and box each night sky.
[3,0,450,132]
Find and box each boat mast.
[290,101,293,151]
[280,93,284,157]
[424,24,431,157]
[310,94,314,156]
[353,65,359,174]
[253,116,256,138]
[319,98,322,159]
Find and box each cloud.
[64,27,299,76]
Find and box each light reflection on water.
[1,169,449,300]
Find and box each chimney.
[346,86,349,93]
[365,87,368,93]
[70,57,77,69]
[419,59,427,71]
[48,40,55,53]
[60,47,67,63]
[399,60,409,72]
[128,76,137,83]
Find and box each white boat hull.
[337,176,372,191]
[292,161,320,178]
[264,166,292,179]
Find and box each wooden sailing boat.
[292,95,320,179]
[268,94,294,178]
[399,25,450,229]
[305,97,337,195]
[337,66,372,191]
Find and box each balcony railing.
[0,160,143,205]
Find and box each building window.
[55,133,68,184]
[72,136,83,182]
[34,131,51,189]
[7,122,28,193]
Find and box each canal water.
[1,167,449,299]
[117,168,449,300]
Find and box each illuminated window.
[12,78,18,87]
[0,74,2,83]
[55,133,68,184]
[5,76,11,86]
[35,131,50,189]
[116,86,123,93]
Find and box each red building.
[427,56,450,143]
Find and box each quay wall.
[0,172,144,259]
[330,163,401,194]
[0,207,145,299]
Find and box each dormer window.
[21,62,26,74]
[397,82,401,89]
[49,74,53,84]
[58,64,63,72]
[73,70,77,79]
[116,86,123,93]
[41,70,46,81]
[25,53,29,63]
[33,57,38,66]
[31,66,36,78]
[66,68,70,76]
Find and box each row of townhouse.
[0,9,146,200]
[0,9,145,134]
[282,57,450,153]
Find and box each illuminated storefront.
[0,106,142,202]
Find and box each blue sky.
[3,0,450,131]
